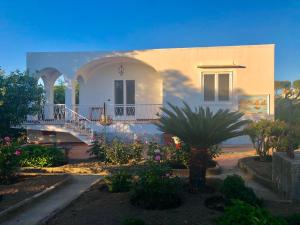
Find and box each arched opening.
[75,56,162,122]
[37,67,64,120]
[53,75,66,104]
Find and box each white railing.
[105,104,162,122]
[26,104,96,142]
[26,104,66,123]
[27,103,163,125]
[64,107,94,139]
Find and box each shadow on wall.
[161,69,272,120]
[162,69,201,107]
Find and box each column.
[43,78,55,120]
[65,79,76,120]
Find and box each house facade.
[25,44,275,145]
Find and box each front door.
[114,80,135,117]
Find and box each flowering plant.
[0,137,22,184]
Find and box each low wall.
[272,152,300,201]
[27,130,82,144]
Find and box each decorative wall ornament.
[118,64,124,76]
[238,95,269,114]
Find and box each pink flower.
[4,136,11,143]
[154,154,161,161]
[14,149,22,156]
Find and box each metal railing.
[72,103,162,123]
[64,107,94,138]
[26,103,163,124]
[105,103,162,122]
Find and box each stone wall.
[272,152,300,201]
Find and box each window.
[114,80,124,116]
[126,80,135,116]
[203,73,231,102]
[114,80,136,116]
[218,74,230,101]
[203,74,215,101]
[114,80,124,104]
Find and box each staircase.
[25,105,104,145]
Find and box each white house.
[25,44,275,145]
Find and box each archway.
[74,56,162,121]
[37,67,65,120]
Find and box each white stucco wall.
[26,44,275,145]
[27,44,274,116]
[78,61,162,117]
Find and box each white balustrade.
[27,103,163,124]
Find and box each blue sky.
[0,0,299,81]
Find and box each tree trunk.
[189,147,210,191]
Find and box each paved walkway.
[1,175,101,225]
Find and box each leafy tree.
[53,80,65,104]
[53,81,79,104]
[275,97,300,157]
[157,102,249,190]
[0,69,44,137]
[293,80,300,90]
[275,80,291,96]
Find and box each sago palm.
[157,102,249,190]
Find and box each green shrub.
[0,138,22,184]
[121,218,147,225]
[165,144,189,169]
[245,120,291,161]
[88,140,107,161]
[147,141,168,161]
[105,140,134,164]
[284,213,300,225]
[130,162,182,209]
[220,175,262,206]
[216,200,287,225]
[89,139,143,165]
[104,171,133,193]
[20,145,66,167]
[130,141,143,163]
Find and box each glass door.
[114,80,124,116]
[126,80,135,116]
[114,80,135,117]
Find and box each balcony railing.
[26,103,163,124]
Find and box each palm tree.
[157,102,249,191]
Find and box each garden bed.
[238,156,272,189]
[0,174,69,212]
[45,178,223,225]
[21,159,222,177]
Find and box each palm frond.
[157,102,250,148]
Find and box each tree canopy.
[0,69,44,137]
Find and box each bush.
[130,162,183,209]
[0,138,22,184]
[147,141,168,161]
[245,120,289,161]
[88,140,107,161]
[20,145,66,167]
[121,218,147,225]
[220,175,262,206]
[165,144,189,169]
[284,213,300,225]
[89,139,143,165]
[105,140,135,165]
[216,200,287,225]
[104,171,133,193]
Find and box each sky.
[0,0,299,81]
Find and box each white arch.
[75,56,159,82]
